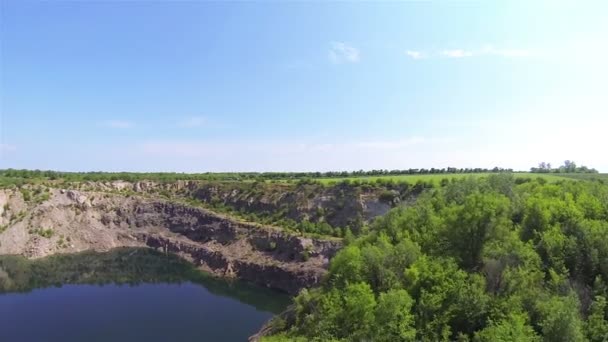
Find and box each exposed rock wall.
[0,188,341,294]
[191,182,392,230]
[76,180,394,232]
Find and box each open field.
[314,172,580,185]
[558,173,608,181]
[2,169,606,188]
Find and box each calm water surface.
[0,249,290,342]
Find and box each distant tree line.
[531,160,598,174]
[262,167,513,180]
[0,167,514,183]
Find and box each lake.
[0,248,290,342]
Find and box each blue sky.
[1,1,607,172]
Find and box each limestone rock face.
[191,183,394,231]
[0,188,341,294]
[66,190,88,206]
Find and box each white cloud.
[328,42,360,64]
[100,120,133,129]
[441,49,474,58]
[0,143,16,152]
[405,50,425,59]
[177,116,207,128]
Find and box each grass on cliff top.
[313,172,576,185]
[557,173,608,181]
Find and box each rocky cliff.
[75,179,396,234]
[191,182,395,231]
[0,187,341,294]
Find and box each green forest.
[264,175,608,341]
[0,167,514,185]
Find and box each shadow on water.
[0,247,290,314]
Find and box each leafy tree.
[475,312,539,342]
[536,295,585,342]
[586,296,608,342]
[374,289,416,341]
[327,245,364,288]
[442,192,511,270]
[339,282,376,340]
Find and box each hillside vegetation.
[315,172,573,185]
[264,175,608,341]
[2,169,608,340]
[2,169,606,239]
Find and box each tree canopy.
[264,174,608,341]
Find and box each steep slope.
[0,187,340,294]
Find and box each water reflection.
[0,248,290,314]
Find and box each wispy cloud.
[0,143,16,153]
[329,42,360,64]
[405,50,425,60]
[177,116,207,128]
[100,120,133,129]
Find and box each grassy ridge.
[314,172,577,185]
[558,173,608,181]
[2,169,604,188]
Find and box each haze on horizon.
[1,1,607,173]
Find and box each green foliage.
[270,177,608,341]
[374,289,416,341]
[20,188,31,202]
[531,160,598,174]
[0,167,517,185]
[586,296,608,341]
[441,192,511,270]
[268,241,277,251]
[5,169,608,340]
[378,190,399,204]
[536,295,585,342]
[36,191,50,203]
[327,245,364,287]
[475,312,539,342]
[260,334,309,342]
[339,282,377,339]
[29,228,54,238]
[57,235,68,248]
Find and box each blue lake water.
[0,249,290,342]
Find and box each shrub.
[31,227,54,238]
[20,189,31,202]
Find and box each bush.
[20,189,31,202]
[379,190,398,204]
[30,228,54,238]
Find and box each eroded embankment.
[0,188,341,294]
[79,179,399,233]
